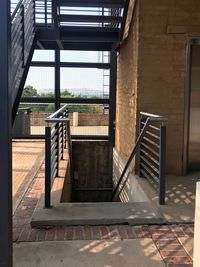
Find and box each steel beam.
[58,14,122,24]
[0,0,13,266]
[35,41,113,51]
[109,50,117,143]
[58,0,125,8]
[37,28,119,43]
[52,0,64,49]
[31,61,111,69]
[20,97,110,104]
[55,50,61,110]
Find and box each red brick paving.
[13,162,194,267]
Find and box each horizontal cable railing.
[45,104,72,208]
[11,0,35,105]
[111,112,168,205]
[138,112,167,205]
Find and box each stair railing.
[45,104,72,208]
[11,0,35,107]
[111,112,168,204]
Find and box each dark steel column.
[109,50,117,143]
[55,50,61,110]
[0,0,13,266]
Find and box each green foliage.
[61,89,74,98]
[22,85,39,97]
[22,85,105,114]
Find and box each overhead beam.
[31,61,111,69]
[35,41,113,51]
[58,0,125,8]
[20,97,110,104]
[37,28,119,43]
[52,0,64,49]
[58,14,122,24]
[0,0,12,266]
[36,40,45,49]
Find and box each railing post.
[137,116,142,177]
[45,126,51,208]
[66,120,73,179]
[55,122,59,176]
[159,125,166,205]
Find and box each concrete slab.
[178,237,194,259]
[31,202,163,227]
[13,239,166,267]
[137,173,200,223]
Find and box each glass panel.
[32,50,55,62]
[61,51,110,63]
[61,104,109,136]
[60,68,110,98]
[24,67,55,97]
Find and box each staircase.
[11,0,130,122]
[11,0,36,122]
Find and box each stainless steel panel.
[188,45,200,170]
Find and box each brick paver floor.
[13,160,194,267]
[12,140,44,213]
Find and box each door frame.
[183,37,200,174]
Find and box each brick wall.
[115,4,139,167]
[31,113,108,127]
[115,0,200,175]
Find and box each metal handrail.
[45,104,72,208]
[140,112,168,121]
[111,112,168,202]
[11,0,24,20]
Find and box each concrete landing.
[31,202,163,227]
[137,173,199,223]
[13,239,166,267]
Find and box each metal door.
[188,45,200,170]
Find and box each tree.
[61,89,74,98]
[22,85,38,97]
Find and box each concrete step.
[31,201,164,227]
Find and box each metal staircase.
[11,0,130,121]
[11,0,36,122]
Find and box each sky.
[25,50,110,95]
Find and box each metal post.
[0,0,12,266]
[159,125,166,205]
[45,126,51,208]
[55,50,60,172]
[137,117,142,177]
[55,50,60,111]
[109,50,117,143]
[45,0,47,25]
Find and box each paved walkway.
[12,140,44,213]
[13,159,194,267]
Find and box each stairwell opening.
[61,140,118,203]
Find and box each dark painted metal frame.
[0,1,13,266]
[16,49,117,142]
[183,37,200,174]
[111,112,167,205]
